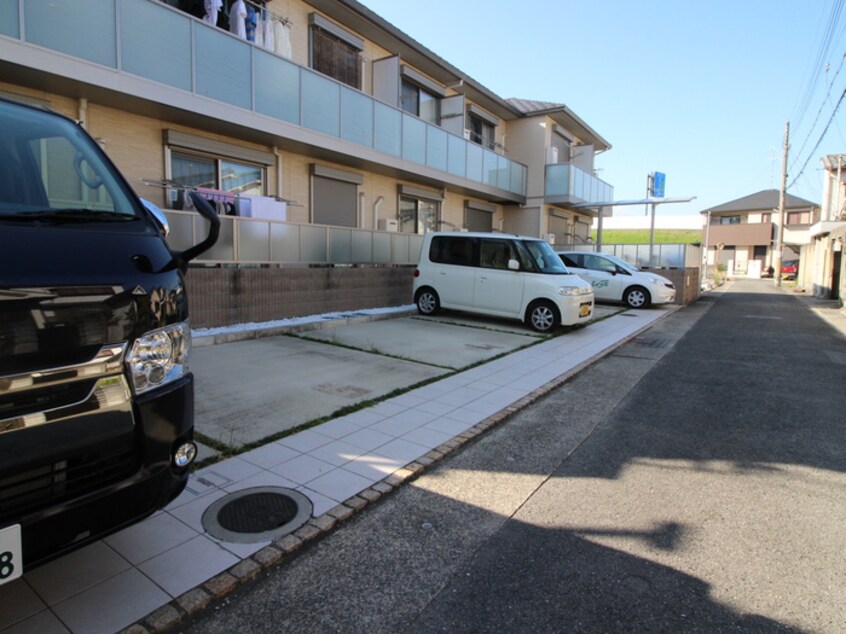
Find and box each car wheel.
[527,300,560,333]
[624,286,651,309]
[415,288,440,316]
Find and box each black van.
[0,97,219,579]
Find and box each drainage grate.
[202,487,313,544]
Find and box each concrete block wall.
[185,266,415,328]
[650,268,700,305]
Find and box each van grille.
[0,444,138,522]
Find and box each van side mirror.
[159,192,220,272]
[141,198,169,237]
[508,258,520,271]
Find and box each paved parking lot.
[0,303,665,634]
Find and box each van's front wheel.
[415,288,440,316]
[527,300,560,333]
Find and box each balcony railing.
[164,210,424,265]
[3,0,527,198]
[545,163,613,206]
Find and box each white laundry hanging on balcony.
[203,0,222,25]
[263,13,275,51]
[275,21,292,59]
[229,0,247,39]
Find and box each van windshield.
[519,240,570,274]
[0,100,139,222]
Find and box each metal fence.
[164,210,424,265]
[557,243,701,269]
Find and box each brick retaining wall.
[185,266,415,328]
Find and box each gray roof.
[506,98,611,152]
[700,189,818,214]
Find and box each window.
[480,239,516,270]
[468,113,495,150]
[399,197,438,234]
[786,210,812,225]
[400,80,440,125]
[309,14,364,89]
[430,236,475,266]
[170,152,264,209]
[761,212,772,223]
[717,215,741,225]
[583,254,615,272]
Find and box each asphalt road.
[183,280,846,633]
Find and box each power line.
[788,86,846,189]
[789,51,846,172]
[792,0,845,129]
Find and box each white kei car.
[556,251,675,309]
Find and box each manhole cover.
[202,487,313,543]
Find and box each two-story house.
[701,189,819,278]
[0,0,613,326]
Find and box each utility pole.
[774,122,789,287]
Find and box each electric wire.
[788,86,846,190]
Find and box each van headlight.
[126,322,191,394]
[558,286,592,297]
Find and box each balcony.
[0,0,527,201]
[707,222,774,246]
[544,163,613,207]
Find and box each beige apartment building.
[805,155,846,301]
[0,0,613,325]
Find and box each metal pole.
[775,122,789,287]
[648,202,657,267]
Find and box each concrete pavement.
[0,299,667,634]
[182,280,846,633]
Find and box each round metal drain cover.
[202,487,313,544]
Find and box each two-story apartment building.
[701,189,819,277]
[0,0,613,326]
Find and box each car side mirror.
[604,266,617,275]
[508,258,520,271]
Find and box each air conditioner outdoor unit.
[377,218,398,232]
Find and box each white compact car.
[556,251,675,309]
[413,232,594,333]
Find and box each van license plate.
[579,302,592,317]
[0,525,22,586]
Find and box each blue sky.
[359,0,846,216]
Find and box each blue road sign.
[651,172,666,197]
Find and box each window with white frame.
[399,197,439,234]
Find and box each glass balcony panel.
[26,0,116,67]
[0,0,19,38]
[351,231,372,262]
[372,233,391,263]
[466,143,483,183]
[302,70,341,136]
[447,134,466,177]
[482,149,498,187]
[511,163,526,195]
[402,114,426,164]
[374,102,402,156]
[301,225,328,262]
[269,221,300,262]
[121,2,191,91]
[255,50,300,124]
[195,26,251,109]
[496,154,509,190]
[426,126,448,172]
[237,219,271,261]
[341,87,373,147]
